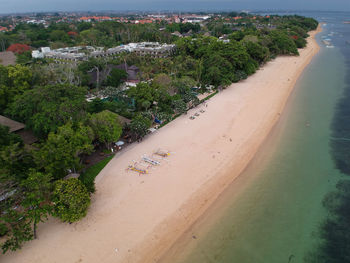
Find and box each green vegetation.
[35,122,94,179]
[129,114,152,139]
[21,170,53,239]
[0,21,175,50]
[105,68,127,87]
[7,84,88,138]
[52,178,90,223]
[80,155,114,193]
[0,125,22,147]
[0,64,32,113]
[89,110,123,148]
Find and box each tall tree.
[21,170,53,239]
[7,84,87,138]
[89,110,123,149]
[0,209,33,254]
[105,68,127,87]
[129,114,152,139]
[0,64,32,113]
[35,122,94,179]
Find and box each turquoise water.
[163,17,349,263]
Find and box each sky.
[0,0,349,14]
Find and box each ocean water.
[163,12,350,263]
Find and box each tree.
[21,170,53,239]
[77,22,92,32]
[52,178,90,223]
[7,84,87,138]
[0,139,36,254]
[50,30,69,42]
[0,64,32,113]
[0,125,22,149]
[105,68,127,87]
[244,41,270,64]
[16,51,32,64]
[173,76,197,92]
[153,73,172,89]
[35,122,94,179]
[89,110,123,148]
[78,58,107,88]
[0,142,35,182]
[268,30,298,55]
[172,99,187,114]
[129,114,152,139]
[80,29,103,46]
[87,98,105,114]
[0,209,33,254]
[127,82,159,111]
[6,43,30,54]
[7,64,32,91]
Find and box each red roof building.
[68,31,78,37]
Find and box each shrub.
[52,178,91,223]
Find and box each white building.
[32,42,176,61]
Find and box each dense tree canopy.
[35,122,94,179]
[129,114,152,139]
[52,178,91,223]
[89,110,123,148]
[0,64,32,113]
[0,125,22,148]
[105,68,127,87]
[7,84,87,138]
[21,170,53,239]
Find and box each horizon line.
[0,9,348,16]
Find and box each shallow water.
[165,12,350,263]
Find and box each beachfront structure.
[0,115,37,144]
[32,42,176,61]
[32,46,102,61]
[106,42,176,58]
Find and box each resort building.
[32,42,176,61]
[106,42,176,58]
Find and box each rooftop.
[0,115,25,132]
[0,51,16,66]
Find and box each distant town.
[0,11,216,32]
[0,11,274,33]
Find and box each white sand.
[0,27,321,263]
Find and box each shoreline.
[146,26,323,263]
[159,26,324,263]
[0,26,322,263]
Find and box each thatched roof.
[118,115,131,125]
[0,51,16,66]
[0,115,25,132]
[64,173,80,180]
[103,110,131,125]
[115,64,140,81]
[16,130,38,145]
[88,64,141,86]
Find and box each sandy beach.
[0,26,321,263]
